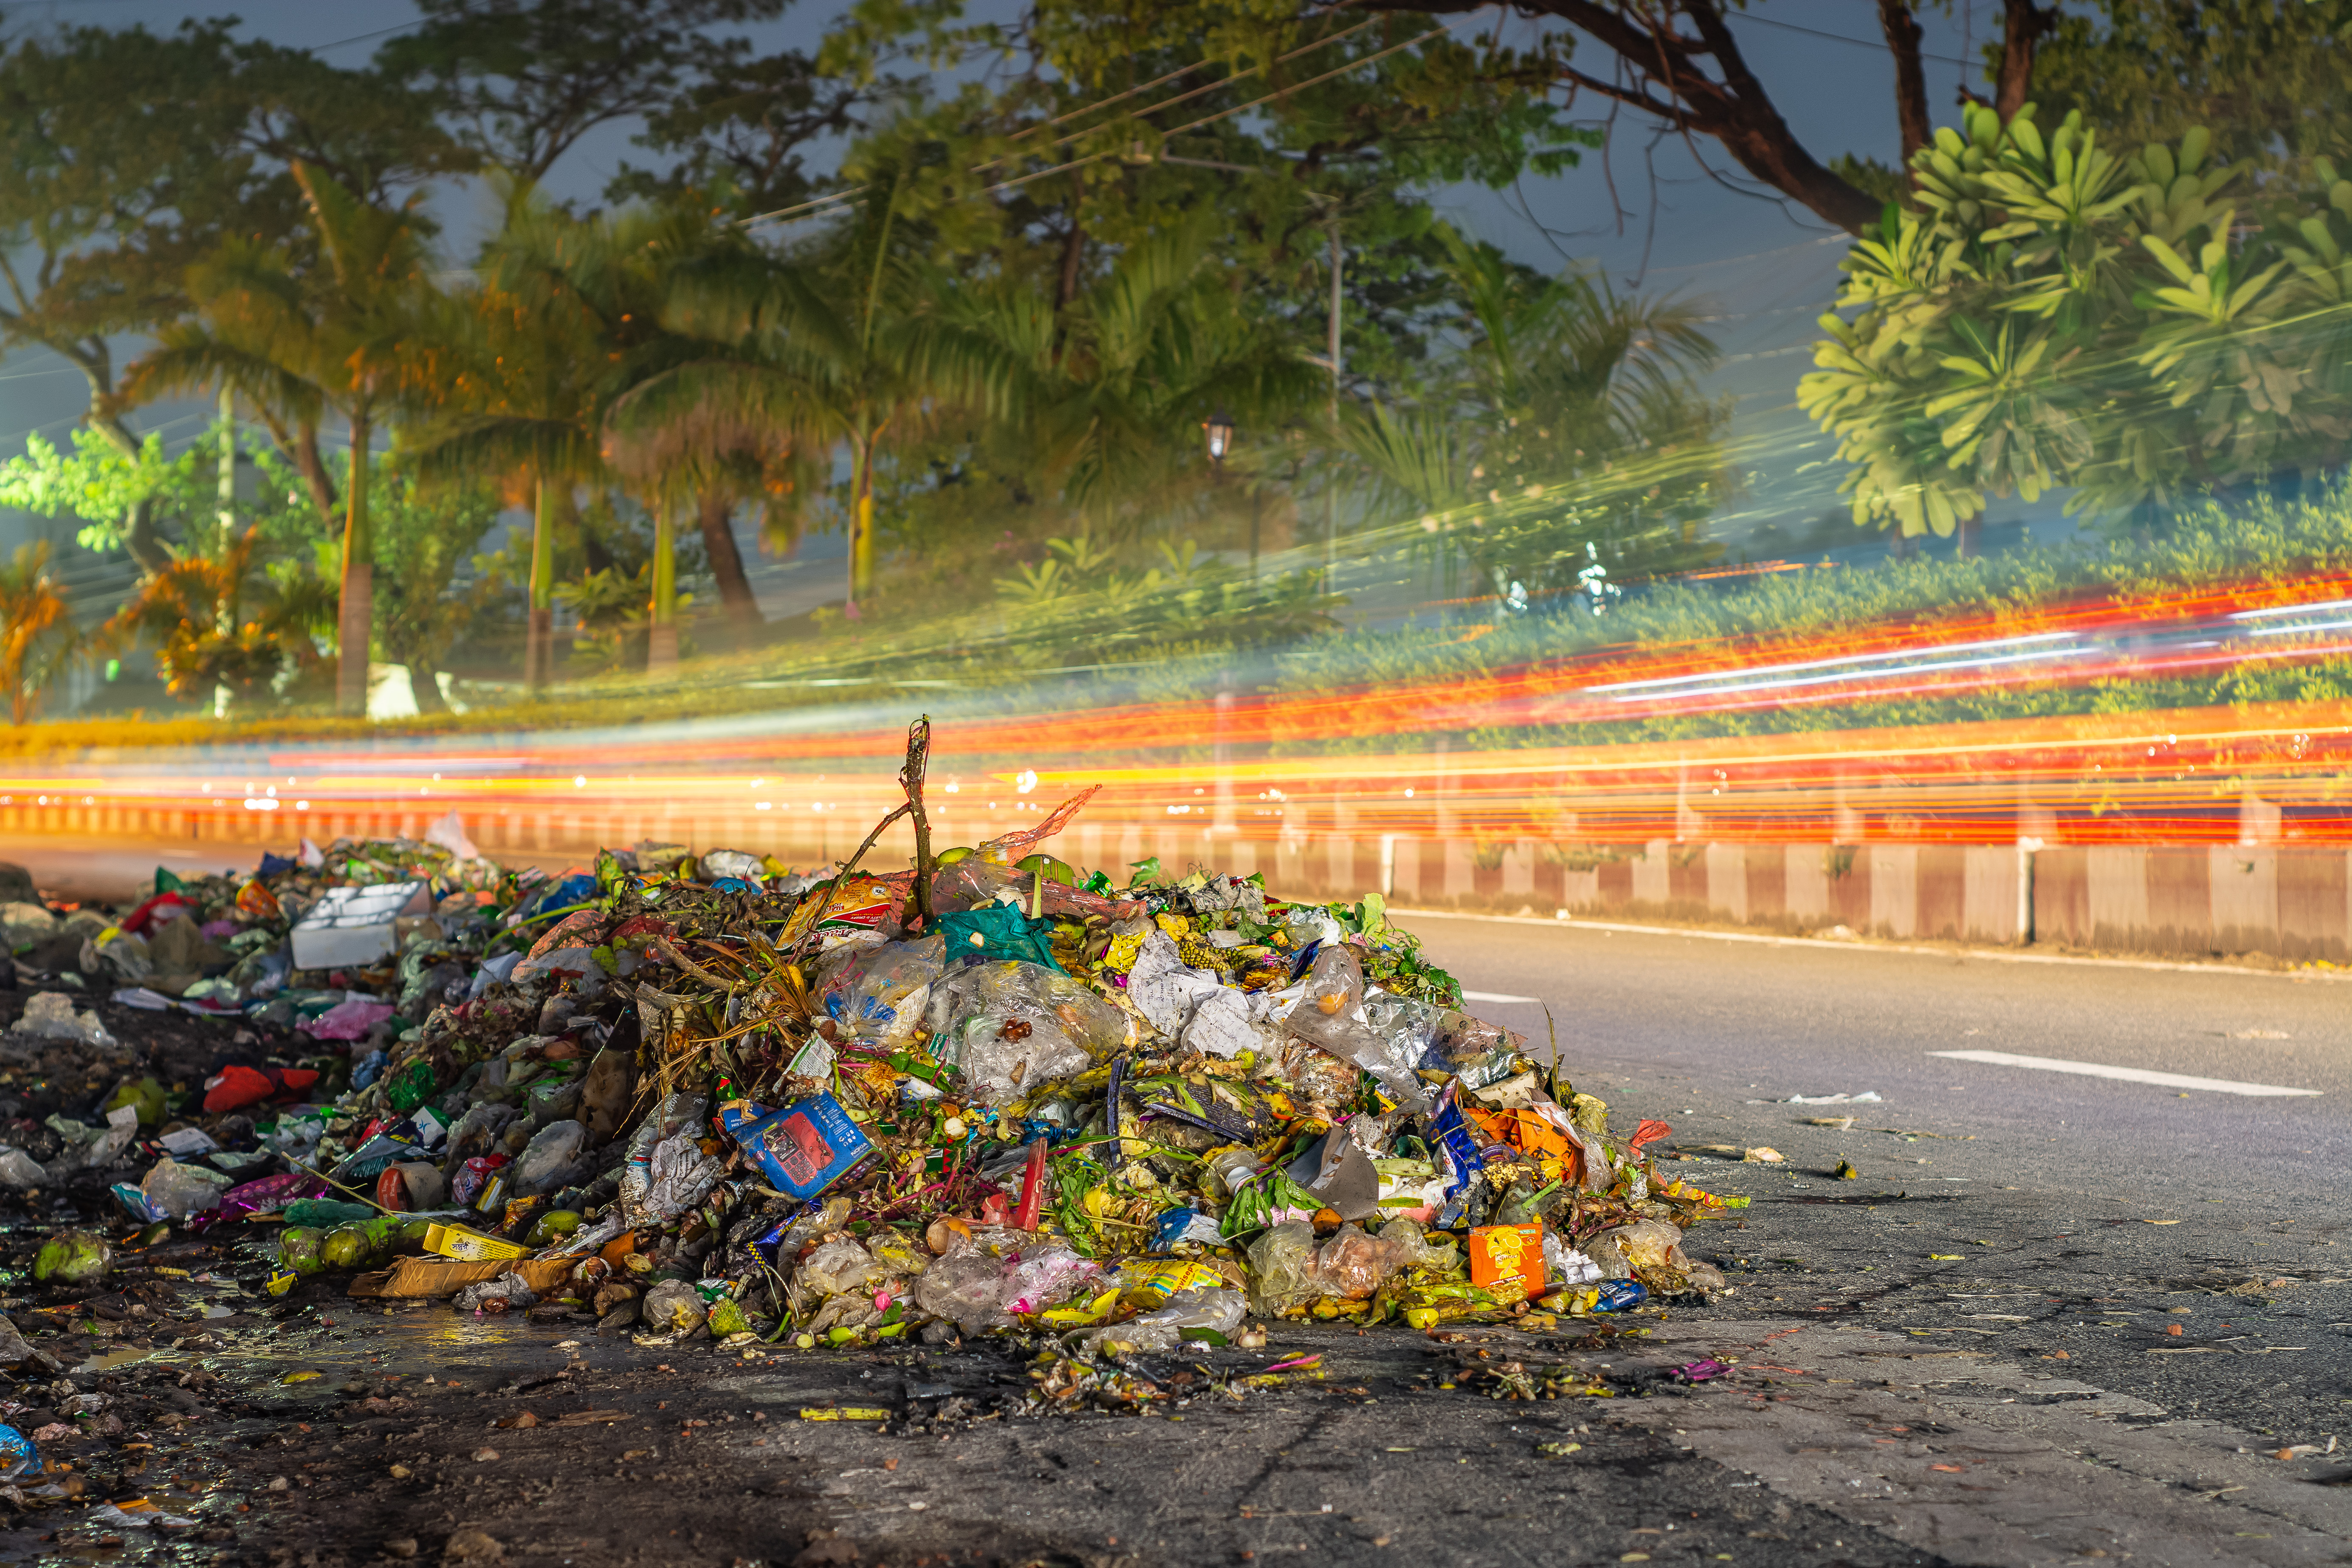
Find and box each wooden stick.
[901,716,935,926]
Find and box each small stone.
[266,1476,290,1492]
[386,1539,419,1560]
[471,1447,499,1463]
[443,1528,504,1562]
[389,1464,413,1480]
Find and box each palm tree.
[0,542,82,725]
[408,192,746,679]
[958,214,1325,527]
[623,164,1021,611]
[104,530,334,711]
[1338,228,1726,598]
[128,164,438,714]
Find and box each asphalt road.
[1402,912,2352,1218]
[6,874,2348,1568]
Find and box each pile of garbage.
[0,724,1742,1384]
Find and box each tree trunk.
[1955,514,1979,560]
[648,505,678,673]
[527,474,556,693]
[849,435,875,610]
[1995,0,2052,121]
[336,409,373,716]
[408,655,451,715]
[1875,0,1931,167]
[697,490,763,640]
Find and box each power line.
[743,15,1410,231]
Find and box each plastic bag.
[640,1278,708,1334]
[1078,1286,1247,1356]
[10,992,115,1046]
[1281,948,1429,1110]
[1000,1240,1099,1316]
[912,1230,1098,1332]
[1244,1221,1318,1316]
[798,1238,883,1297]
[815,936,945,1047]
[928,960,1126,1103]
[618,1093,722,1227]
[0,1150,41,1189]
[1310,1222,1410,1300]
[140,1156,231,1219]
[512,1120,586,1196]
[1545,1232,1605,1288]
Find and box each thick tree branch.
[1875,0,1930,165]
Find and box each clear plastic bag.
[1280,949,1428,1110]
[454,1272,539,1314]
[1310,1222,1410,1299]
[814,936,946,1048]
[1078,1286,1247,1356]
[139,1156,231,1219]
[912,1230,1099,1332]
[797,1238,883,1297]
[929,961,1125,1103]
[10,992,116,1046]
[1244,1221,1318,1315]
[1545,1232,1605,1287]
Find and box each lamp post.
[1203,408,1235,469]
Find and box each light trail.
[11,568,2352,857]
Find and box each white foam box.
[289,880,433,971]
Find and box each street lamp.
[1203,408,1235,467]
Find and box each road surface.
[6,882,2346,1568]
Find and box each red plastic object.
[1628,1120,1673,1157]
[121,892,196,937]
[200,1064,321,1114]
[1012,1139,1048,1231]
[375,1166,410,1211]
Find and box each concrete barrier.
[7,799,2343,964]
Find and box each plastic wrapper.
[777,872,905,953]
[1078,1286,1247,1356]
[0,1150,40,1189]
[140,1157,231,1219]
[453,1272,539,1314]
[449,1155,508,1208]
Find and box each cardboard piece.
[349,1254,575,1300]
[290,881,432,971]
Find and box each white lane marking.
[1460,989,1538,1004]
[1928,1049,2321,1098]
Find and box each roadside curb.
[1389,907,2352,983]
